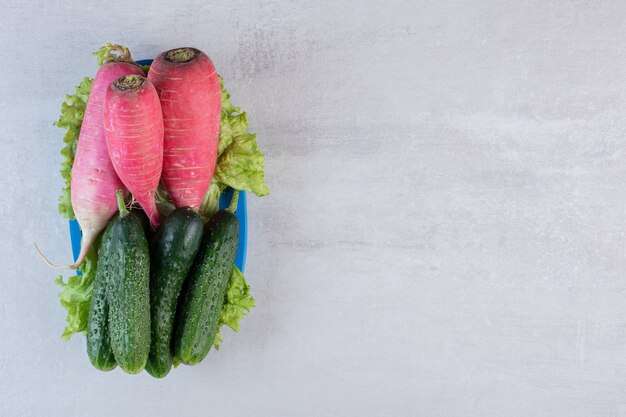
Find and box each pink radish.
[104,74,164,227]
[148,47,221,209]
[38,59,145,269]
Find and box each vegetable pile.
[48,44,267,377]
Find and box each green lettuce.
[214,266,256,349]
[54,77,92,220]
[54,45,263,345]
[216,78,268,196]
[215,130,269,197]
[54,242,99,340]
[200,77,269,217]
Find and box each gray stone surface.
[2,1,626,415]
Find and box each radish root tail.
[34,242,79,270]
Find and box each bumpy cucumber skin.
[146,208,204,378]
[106,213,151,374]
[174,210,239,365]
[86,242,116,371]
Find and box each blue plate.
[70,58,247,274]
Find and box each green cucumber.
[106,191,151,374]
[146,207,204,378]
[86,243,116,371]
[174,209,239,365]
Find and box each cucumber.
[86,242,116,371]
[174,210,239,365]
[146,208,204,378]
[106,191,151,374]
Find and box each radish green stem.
[227,190,239,214]
[117,190,129,217]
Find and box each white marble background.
[2,1,626,416]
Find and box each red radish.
[38,60,145,269]
[148,47,221,209]
[104,74,164,227]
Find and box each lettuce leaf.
[200,77,269,217]
[214,266,256,349]
[55,242,99,339]
[215,77,269,197]
[214,131,269,197]
[54,77,92,220]
[199,179,226,219]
